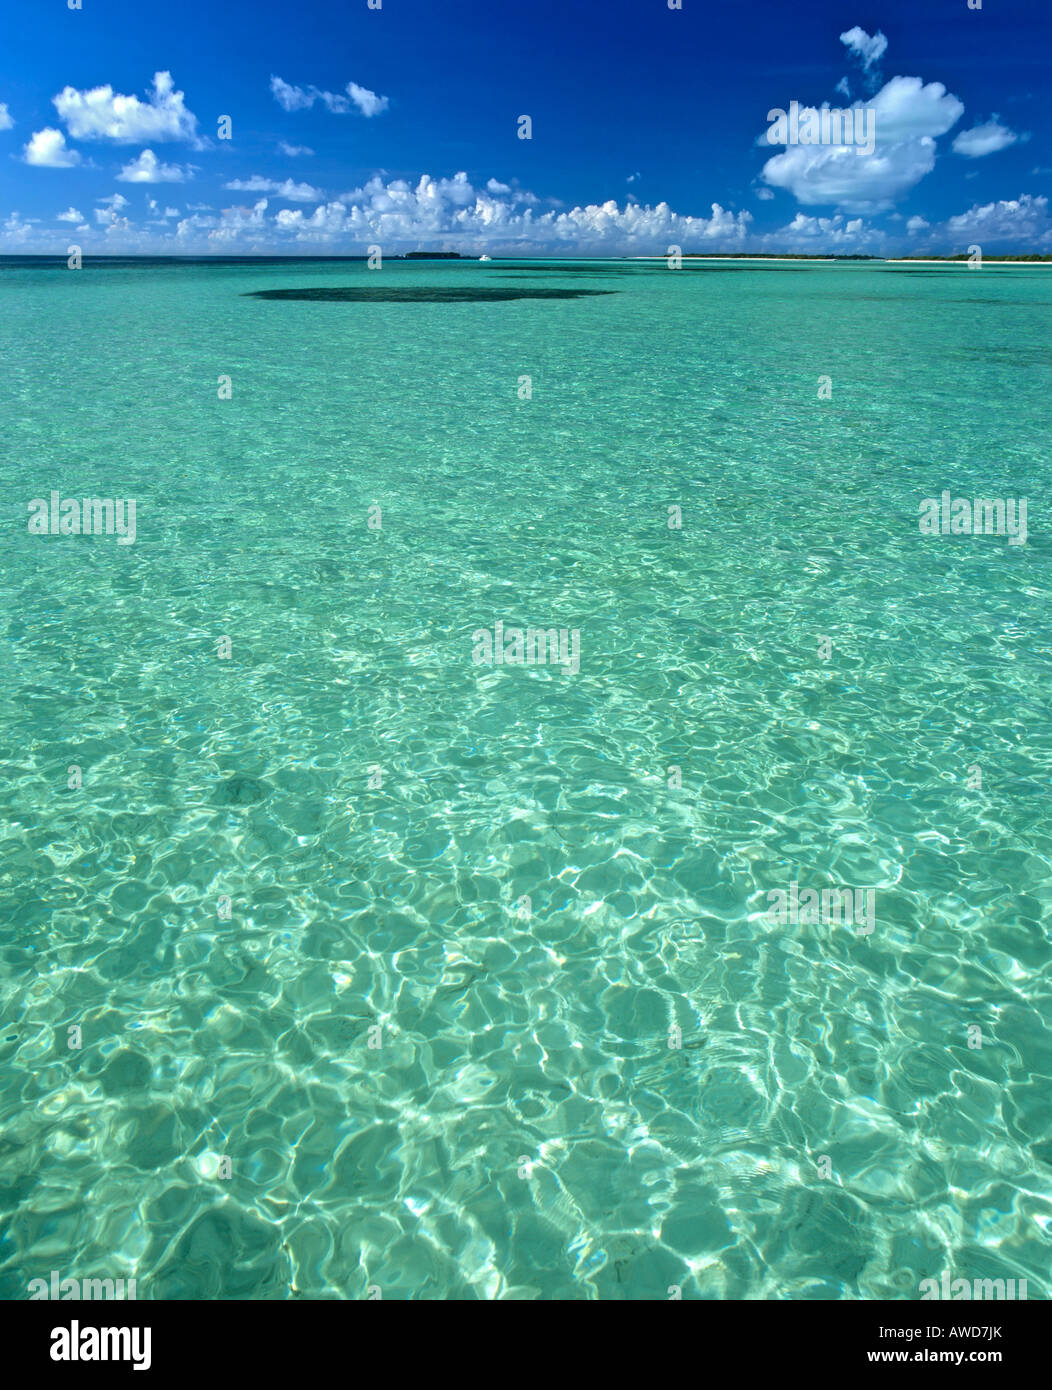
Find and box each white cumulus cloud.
[0,102,13,130]
[205,198,270,244]
[347,82,388,117]
[840,27,888,71]
[760,76,965,212]
[952,119,1024,158]
[225,176,322,201]
[54,72,199,145]
[24,128,81,167]
[56,206,83,222]
[1,212,40,244]
[760,211,877,252]
[93,193,130,232]
[94,192,129,226]
[944,193,1050,243]
[270,77,315,112]
[265,171,752,254]
[270,75,389,117]
[118,148,191,182]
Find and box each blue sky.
[1,0,1049,254]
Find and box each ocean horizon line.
[4,251,1051,265]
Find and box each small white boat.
[478,254,492,261]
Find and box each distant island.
[404,251,462,259]
[889,253,1052,262]
[658,252,1052,263]
[681,252,878,260]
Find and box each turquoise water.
[1,256,1050,1300]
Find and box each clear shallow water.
[1,257,1050,1300]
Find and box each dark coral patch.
[217,775,269,806]
[244,286,616,302]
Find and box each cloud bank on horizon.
[1,8,1048,256]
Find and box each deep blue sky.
[1,0,1048,253]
